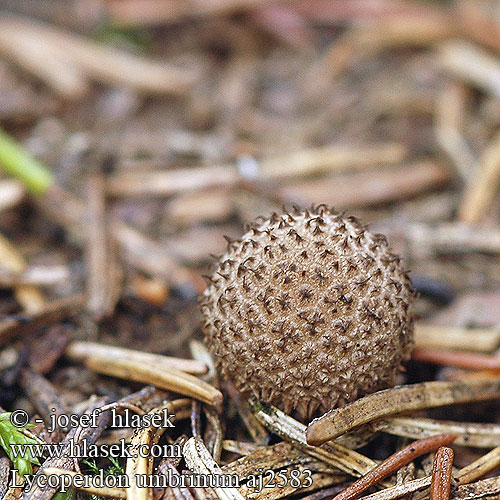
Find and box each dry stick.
[0,456,11,498]
[0,293,84,346]
[379,417,500,448]
[330,435,457,500]
[430,447,454,500]
[412,348,500,371]
[0,231,45,313]
[65,340,207,375]
[106,143,407,197]
[85,170,121,321]
[414,323,500,353]
[439,41,500,100]
[306,376,500,446]
[459,131,500,224]
[20,369,70,438]
[81,355,222,407]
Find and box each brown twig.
[330,435,457,500]
[430,447,454,500]
[306,377,500,445]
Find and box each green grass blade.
[0,128,53,194]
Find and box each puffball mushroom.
[200,205,414,421]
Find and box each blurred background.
[0,0,499,405]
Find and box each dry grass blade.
[459,131,500,224]
[306,377,500,445]
[379,417,500,448]
[126,399,191,500]
[331,435,457,500]
[430,447,454,500]
[41,468,126,498]
[414,323,500,353]
[183,437,245,500]
[251,400,381,479]
[80,354,221,406]
[66,341,207,375]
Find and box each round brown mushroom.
[200,205,414,421]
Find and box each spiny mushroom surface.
[200,205,414,421]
